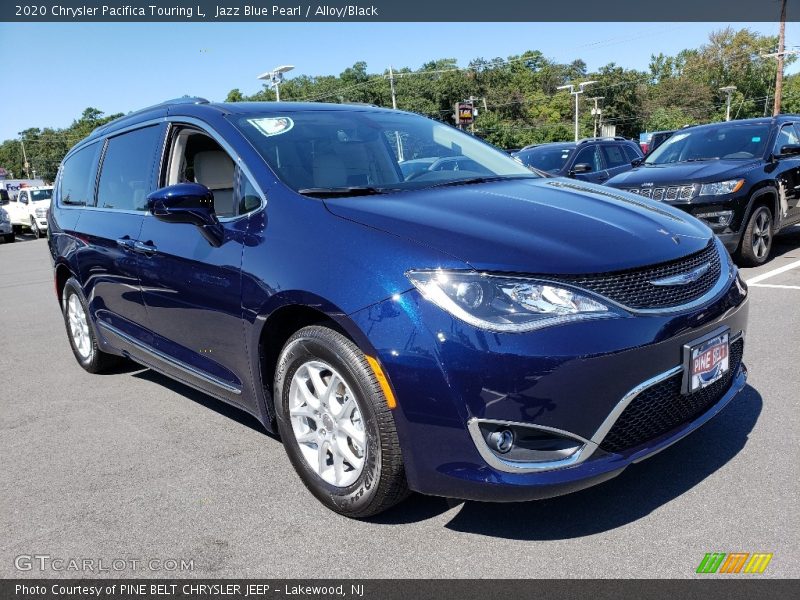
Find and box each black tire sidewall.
[275,331,384,516]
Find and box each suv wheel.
[274,325,409,518]
[30,217,41,239]
[739,205,773,266]
[62,278,119,373]
[3,233,14,243]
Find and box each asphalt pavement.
[1,229,798,579]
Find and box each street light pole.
[720,86,737,121]
[558,81,597,142]
[589,96,604,137]
[257,65,295,102]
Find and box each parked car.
[49,98,748,517]
[644,130,675,155]
[0,205,13,242]
[606,116,800,265]
[5,185,52,238]
[512,137,643,184]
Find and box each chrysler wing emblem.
[650,263,711,287]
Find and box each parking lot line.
[748,283,800,290]
[745,258,800,285]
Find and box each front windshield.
[516,145,574,173]
[30,189,53,201]
[232,110,537,195]
[645,123,770,165]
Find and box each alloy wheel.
[752,210,772,260]
[288,360,366,488]
[67,294,91,360]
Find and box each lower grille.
[600,338,744,453]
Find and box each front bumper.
[0,222,11,234]
[350,260,749,502]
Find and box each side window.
[97,126,161,211]
[165,127,259,218]
[602,145,629,168]
[59,142,100,206]
[774,124,799,154]
[572,146,602,172]
[623,145,641,162]
[237,169,262,215]
[18,191,28,204]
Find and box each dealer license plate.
[687,331,730,393]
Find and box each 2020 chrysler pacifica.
[49,98,749,517]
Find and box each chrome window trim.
[469,329,744,474]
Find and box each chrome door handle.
[116,237,135,251]
[133,240,158,255]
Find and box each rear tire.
[738,205,773,266]
[62,278,119,373]
[3,234,14,243]
[274,325,409,518]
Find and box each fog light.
[488,429,514,453]
[696,210,733,228]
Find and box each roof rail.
[90,96,210,137]
[577,136,628,144]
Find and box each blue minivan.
[49,98,749,517]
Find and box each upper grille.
[551,241,722,310]
[600,338,743,453]
[626,185,695,201]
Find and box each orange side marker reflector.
[366,355,397,409]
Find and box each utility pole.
[557,81,597,142]
[20,139,30,178]
[720,86,737,121]
[589,96,604,137]
[388,65,398,109]
[388,66,403,160]
[775,0,787,116]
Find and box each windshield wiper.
[428,175,533,189]
[298,186,389,198]
[683,157,719,162]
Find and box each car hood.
[607,159,762,187]
[324,178,712,275]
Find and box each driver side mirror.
[631,157,645,167]
[147,183,224,247]
[570,163,592,176]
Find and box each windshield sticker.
[249,117,294,137]
[752,137,761,142]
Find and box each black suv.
[606,116,800,265]
[512,137,643,184]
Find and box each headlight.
[35,208,47,218]
[0,210,8,223]
[406,270,621,332]
[699,179,744,196]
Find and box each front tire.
[30,217,41,239]
[62,278,119,373]
[738,205,773,266]
[3,233,14,243]
[274,325,409,518]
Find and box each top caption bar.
[1,0,797,22]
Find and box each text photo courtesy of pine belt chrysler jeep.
[49,98,748,517]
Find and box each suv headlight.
[0,209,8,223]
[699,179,744,196]
[406,270,622,333]
[35,207,47,218]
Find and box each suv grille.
[600,338,743,453]
[551,241,722,310]
[626,185,696,201]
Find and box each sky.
[0,21,798,141]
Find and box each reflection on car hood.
[607,159,762,187]
[324,178,711,275]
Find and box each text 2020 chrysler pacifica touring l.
[48,98,749,517]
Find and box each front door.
[136,124,263,406]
